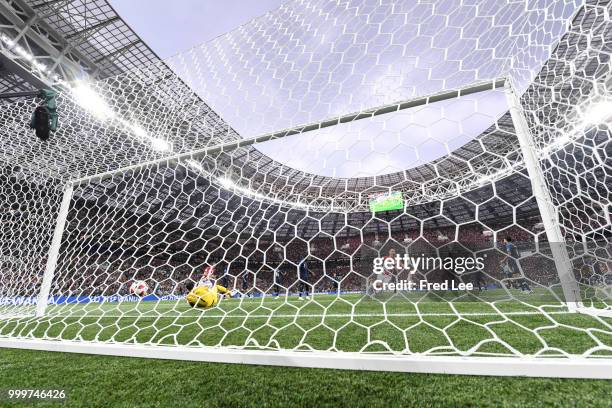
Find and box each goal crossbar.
[70,77,507,187]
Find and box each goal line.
[0,339,610,379]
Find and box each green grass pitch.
[0,348,610,407]
[2,290,611,355]
[0,291,610,407]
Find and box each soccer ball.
[129,280,149,296]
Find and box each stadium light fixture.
[149,137,172,152]
[193,167,309,210]
[70,87,173,152]
[2,31,172,154]
[0,32,14,47]
[1,31,50,75]
[185,159,204,172]
[216,176,309,209]
[539,99,612,155]
[218,177,235,190]
[71,82,172,152]
[130,124,148,138]
[582,100,612,125]
[71,82,115,121]
[126,123,172,152]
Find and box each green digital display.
[368,191,404,213]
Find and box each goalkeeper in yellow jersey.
[185,265,231,309]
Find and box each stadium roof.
[159,0,580,178]
[0,0,164,93]
[0,0,608,219]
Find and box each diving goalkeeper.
[185,265,231,309]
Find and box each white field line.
[38,310,575,319]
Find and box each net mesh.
[0,0,610,360]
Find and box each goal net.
[0,0,610,377]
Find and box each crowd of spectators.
[21,221,607,299]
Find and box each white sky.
[110,0,579,178]
[108,0,286,59]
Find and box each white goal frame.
[0,338,611,379]
[2,78,611,379]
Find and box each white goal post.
[1,0,611,379]
[1,78,608,379]
[32,79,592,315]
[1,339,612,379]
[36,184,72,317]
